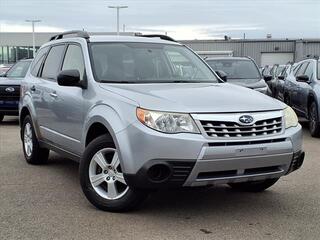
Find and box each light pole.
[25,19,41,58]
[108,6,128,35]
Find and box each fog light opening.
[147,164,172,183]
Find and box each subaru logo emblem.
[5,87,15,93]
[239,115,254,124]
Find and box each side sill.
[39,140,81,162]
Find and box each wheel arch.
[85,122,113,147]
[307,92,319,117]
[19,106,41,140]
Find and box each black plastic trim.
[134,34,177,42]
[124,159,196,189]
[49,30,90,41]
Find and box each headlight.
[136,108,200,134]
[284,106,298,129]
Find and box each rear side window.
[62,45,85,80]
[41,45,65,80]
[31,47,48,76]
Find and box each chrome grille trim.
[192,111,284,139]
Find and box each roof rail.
[134,33,177,42]
[305,54,319,60]
[49,30,90,41]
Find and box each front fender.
[81,103,137,162]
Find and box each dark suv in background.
[283,58,320,137]
[205,57,271,95]
[0,59,32,122]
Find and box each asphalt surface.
[0,116,319,240]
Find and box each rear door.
[36,44,66,142]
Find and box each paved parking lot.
[0,116,319,240]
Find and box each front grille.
[0,85,20,97]
[201,117,283,138]
[208,138,286,147]
[0,96,20,101]
[197,165,282,180]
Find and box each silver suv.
[19,31,304,212]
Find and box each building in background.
[1,32,320,66]
[0,32,137,64]
[181,38,320,67]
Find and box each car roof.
[43,35,181,47]
[205,57,251,61]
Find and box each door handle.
[50,92,58,98]
[30,85,36,92]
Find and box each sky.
[0,0,319,40]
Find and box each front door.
[49,44,86,155]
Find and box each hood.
[0,77,22,86]
[100,82,286,113]
[227,78,267,89]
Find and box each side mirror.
[57,69,81,87]
[296,75,309,83]
[263,75,273,82]
[215,70,227,82]
[278,75,285,80]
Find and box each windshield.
[5,61,31,78]
[89,43,218,83]
[206,59,261,81]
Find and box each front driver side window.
[62,44,85,80]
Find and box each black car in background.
[282,58,320,137]
[267,64,286,96]
[0,59,32,122]
[272,64,295,101]
[205,57,272,95]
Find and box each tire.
[80,135,148,212]
[309,101,320,137]
[284,94,290,106]
[22,115,49,164]
[0,114,4,122]
[228,178,279,192]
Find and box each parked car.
[205,57,272,95]
[0,59,32,122]
[268,64,286,98]
[282,58,320,137]
[272,64,294,100]
[20,31,304,212]
[262,65,272,77]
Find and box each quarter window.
[41,45,65,80]
[62,45,85,80]
[31,47,48,76]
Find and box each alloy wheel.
[24,123,33,157]
[310,104,318,132]
[89,148,128,200]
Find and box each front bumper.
[118,121,303,189]
[0,99,19,115]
